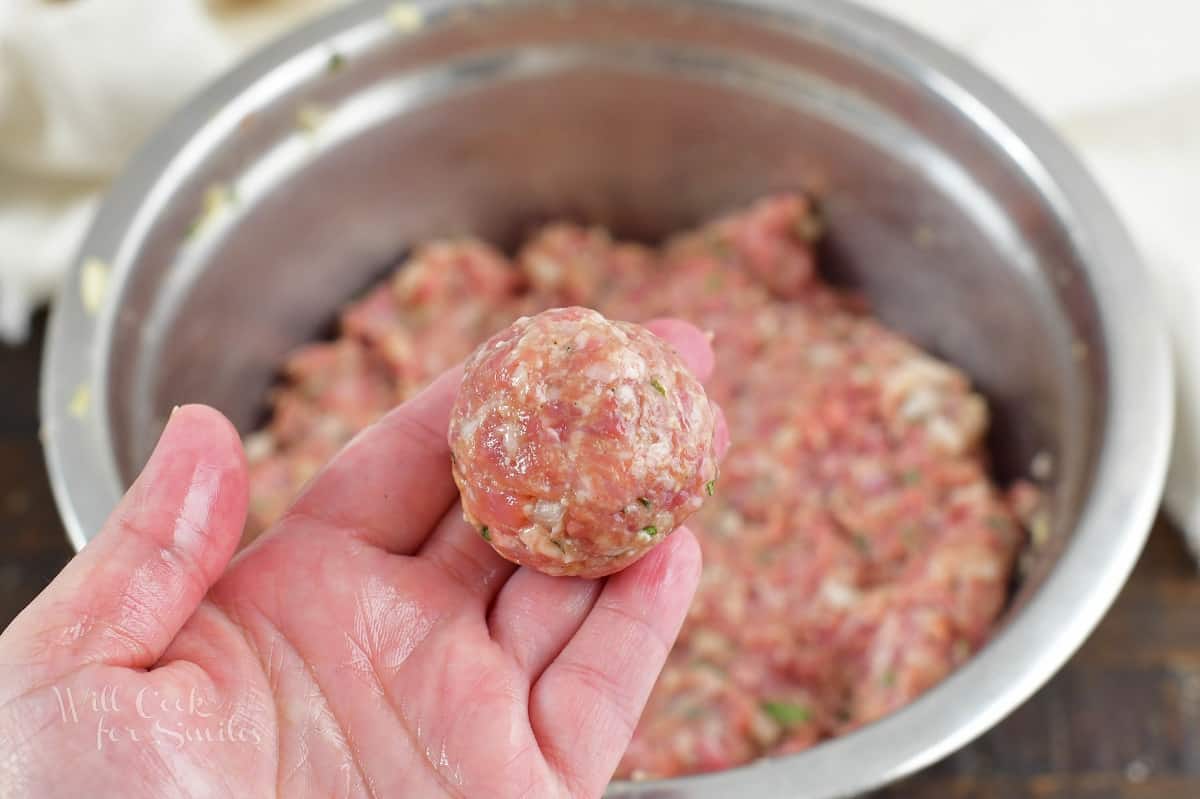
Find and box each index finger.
[644,318,715,381]
[529,527,703,796]
[280,365,463,554]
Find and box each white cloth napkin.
[1,0,1196,541]
[0,0,341,339]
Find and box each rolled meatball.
[448,306,718,577]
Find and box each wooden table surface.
[3,314,1196,799]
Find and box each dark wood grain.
[876,521,1200,799]
[2,314,1197,797]
[0,312,72,627]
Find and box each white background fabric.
[0,0,1195,540]
[857,0,1200,548]
[0,0,341,340]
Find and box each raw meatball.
[448,306,719,578]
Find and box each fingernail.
[140,408,222,552]
[173,463,222,552]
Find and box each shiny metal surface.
[42,1,1172,796]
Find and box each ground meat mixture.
[243,194,1031,779]
[448,307,718,578]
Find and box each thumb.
[1,405,248,675]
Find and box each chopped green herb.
[187,183,235,240]
[650,378,667,396]
[761,700,811,727]
[985,515,1009,531]
[683,705,707,720]
[913,225,936,248]
[705,271,725,292]
[637,497,651,508]
[852,533,871,553]
[705,479,716,497]
[793,211,825,243]
[1031,512,1051,546]
[387,2,425,31]
[479,526,491,541]
[901,469,922,486]
[693,660,727,676]
[68,383,91,420]
[707,233,733,259]
[642,525,659,537]
[882,669,896,687]
[296,103,329,134]
[327,52,346,73]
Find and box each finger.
[416,500,517,603]
[485,399,723,676]
[643,318,714,381]
[529,528,702,795]
[0,405,247,674]
[488,570,602,679]
[713,401,731,459]
[645,318,727,458]
[284,365,462,554]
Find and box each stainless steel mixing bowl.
[41,1,1172,796]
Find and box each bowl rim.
[41,1,1174,797]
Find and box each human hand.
[0,320,723,798]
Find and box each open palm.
[0,322,719,798]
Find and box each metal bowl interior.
[42,1,1171,797]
